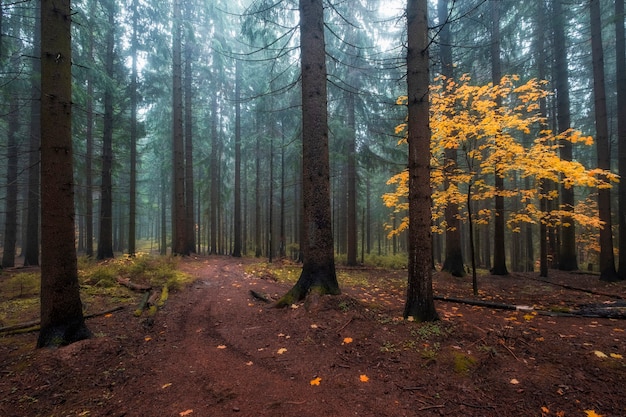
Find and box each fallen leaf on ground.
[343,337,353,344]
[179,410,193,416]
[509,378,519,385]
[310,377,322,386]
[161,383,172,389]
[277,348,287,355]
[359,374,369,382]
[144,337,151,342]
[609,353,623,359]
[217,345,227,349]
[593,350,607,358]
[104,314,112,318]
[584,410,603,417]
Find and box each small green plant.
[380,341,398,353]
[3,273,40,297]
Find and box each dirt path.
[1,255,625,417]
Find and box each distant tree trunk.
[346,84,358,266]
[160,175,167,255]
[536,0,548,277]
[616,0,626,279]
[489,0,508,276]
[171,0,187,256]
[404,0,439,321]
[279,123,286,259]
[2,94,18,268]
[210,92,219,255]
[97,0,115,260]
[254,124,262,257]
[552,0,578,271]
[128,0,138,256]
[276,0,339,306]
[84,0,95,258]
[23,2,41,267]
[439,0,464,277]
[590,0,619,282]
[184,18,196,254]
[38,0,91,348]
[233,60,242,257]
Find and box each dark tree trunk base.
[37,318,92,348]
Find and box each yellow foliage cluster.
[384,75,618,239]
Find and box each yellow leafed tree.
[384,75,617,281]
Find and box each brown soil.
[1,255,625,417]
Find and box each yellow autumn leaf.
[144,336,151,342]
[523,313,534,321]
[584,410,603,417]
[104,313,113,318]
[310,377,322,386]
[594,350,607,358]
[509,378,520,385]
[161,383,172,389]
[343,337,353,345]
[609,353,623,359]
[179,410,193,416]
[277,348,287,355]
[359,374,369,383]
[217,345,227,349]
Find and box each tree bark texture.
[172,0,188,256]
[553,0,578,271]
[97,0,115,260]
[590,0,619,281]
[38,0,91,347]
[490,0,508,276]
[277,0,339,305]
[404,0,438,321]
[616,0,626,279]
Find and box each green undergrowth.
[0,254,191,330]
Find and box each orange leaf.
[310,377,322,386]
[343,337,353,345]
[179,410,193,416]
[359,374,369,383]
[584,411,603,417]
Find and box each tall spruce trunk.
[616,0,626,279]
[128,0,138,256]
[97,0,115,260]
[404,0,438,321]
[171,0,188,256]
[490,0,508,275]
[439,0,465,277]
[23,2,41,267]
[38,0,91,348]
[553,0,578,271]
[276,0,339,306]
[590,0,619,281]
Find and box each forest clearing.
[1,255,625,417]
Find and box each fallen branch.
[117,276,152,292]
[526,276,624,300]
[0,306,125,335]
[249,289,271,303]
[434,295,531,311]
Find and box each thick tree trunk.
[404,0,438,321]
[38,0,91,347]
[276,0,339,306]
[616,0,626,279]
[210,93,219,255]
[590,0,619,282]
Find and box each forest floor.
[1,255,626,417]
